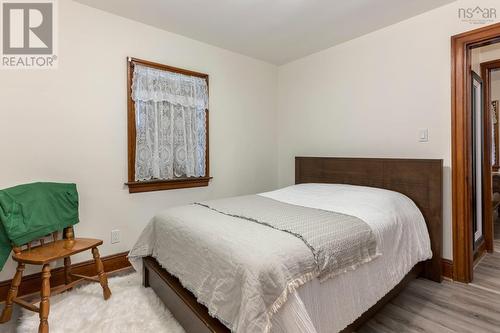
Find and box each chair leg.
[92,247,111,300]
[0,262,25,323]
[64,257,72,285]
[39,264,51,333]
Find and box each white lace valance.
[132,64,208,109]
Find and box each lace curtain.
[132,64,208,181]
[492,101,498,166]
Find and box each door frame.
[481,59,500,253]
[452,22,500,283]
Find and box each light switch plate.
[419,129,429,142]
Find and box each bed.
[129,157,443,333]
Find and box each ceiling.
[75,0,454,65]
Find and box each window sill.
[125,177,212,193]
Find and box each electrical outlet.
[111,229,120,244]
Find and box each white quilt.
[263,184,432,333]
[129,183,432,333]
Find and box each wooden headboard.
[295,157,443,282]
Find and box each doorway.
[467,44,500,265]
[480,58,500,253]
[451,22,500,283]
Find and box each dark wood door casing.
[451,22,500,283]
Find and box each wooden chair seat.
[0,227,111,333]
[13,238,103,265]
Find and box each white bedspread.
[262,184,432,333]
[129,183,432,333]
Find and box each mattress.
[261,184,432,333]
[130,183,432,333]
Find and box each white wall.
[473,43,500,108]
[0,0,278,280]
[277,0,500,260]
[472,43,500,73]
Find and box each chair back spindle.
[64,227,74,241]
[15,228,72,254]
[12,245,22,256]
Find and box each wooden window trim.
[126,57,211,193]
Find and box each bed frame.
[143,157,443,333]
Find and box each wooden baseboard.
[442,258,453,279]
[0,251,131,302]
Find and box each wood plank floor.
[494,220,500,252]
[494,239,500,252]
[471,252,500,293]
[358,253,500,333]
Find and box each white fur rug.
[18,273,185,333]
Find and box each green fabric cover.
[0,182,79,270]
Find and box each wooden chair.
[0,226,111,333]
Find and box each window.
[126,58,211,193]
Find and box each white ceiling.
[75,0,454,65]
